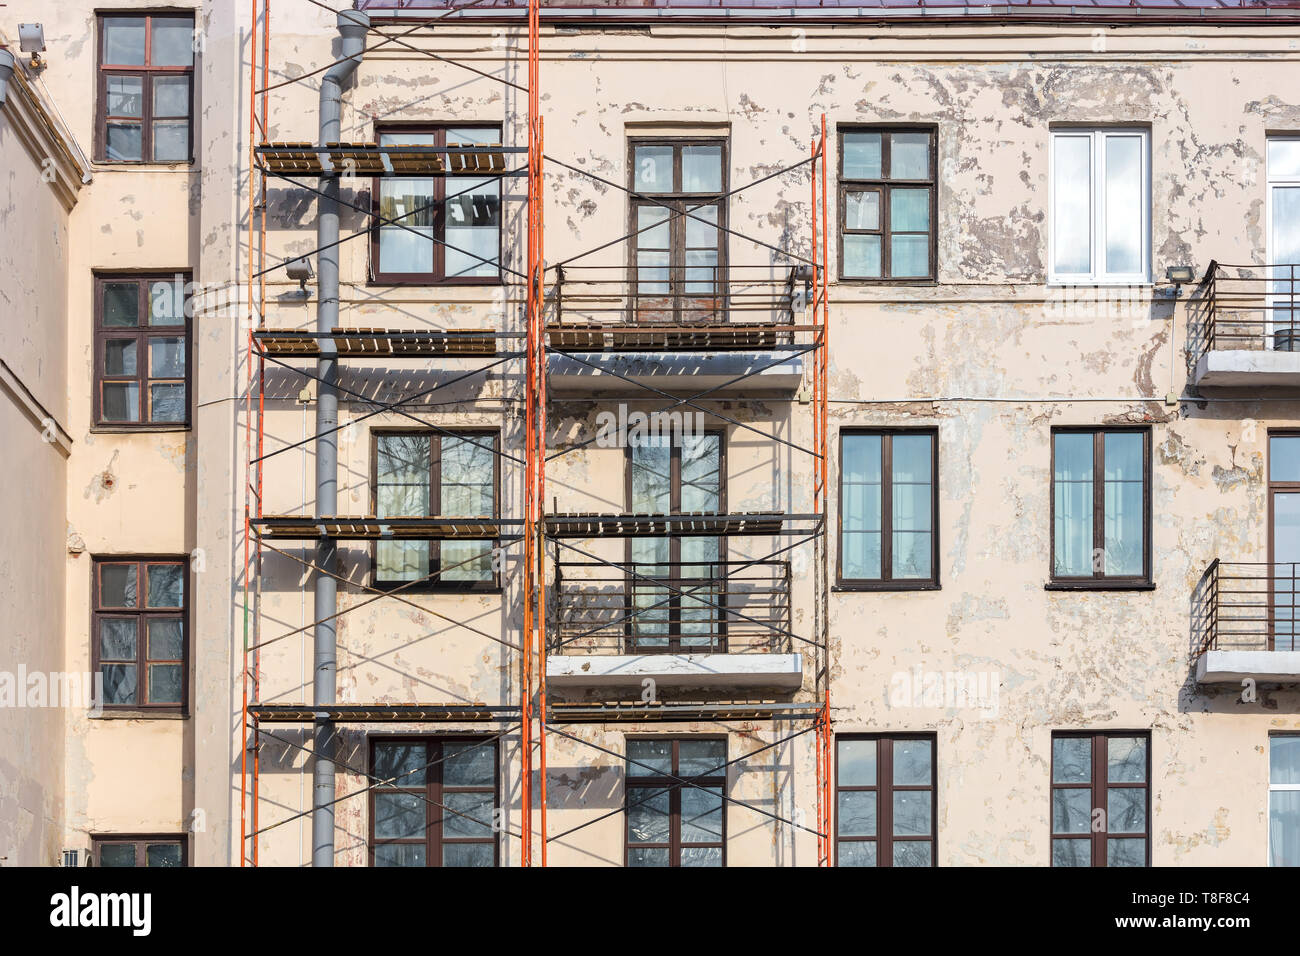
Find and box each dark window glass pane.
[147,619,184,660]
[153,76,190,117]
[837,790,877,837]
[627,789,671,844]
[150,338,186,378]
[682,145,722,193]
[1107,736,1147,783]
[442,843,493,867]
[103,283,140,326]
[842,132,882,179]
[1054,433,1095,576]
[151,18,195,67]
[145,843,183,867]
[99,843,138,867]
[149,279,187,325]
[101,664,138,705]
[444,178,499,278]
[104,340,137,376]
[150,383,186,422]
[374,843,425,867]
[892,840,932,867]
[1052,736,1091,783]
[101,564,138,607]
[892,738,932,786]
[1107,787,1146,834]
[443,742,494,787]
[891,132,930,180]
[837,739,876,786]
[892,790,931,837]
[844,190,880,231]
[103,18,146,65]
[374,792,425,840]
[843,234,882,278]
[628,847,670,867]
[1107,838,1146,867]
[678,738,725,777]
[1052,838,1090,867]
[152,122,190,163]
[147,664,183,704]
[147,565,184,607]
[373,742,426,787]
[106,76,143,117]
[100,619,137,661]
[103,382,141,422]
[106,123,143,162]
[838,840,877,867]
[1052,788,1091,834]
[681,787,724,843]
[1272,735,1300,785]
[1272,436,1300,483]
[633,145,673,193]
[443,792,493,839]
[680,846,723,867]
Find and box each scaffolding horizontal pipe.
[545,511,823,538]
[256,141,526,177]
[249,703,523,723]
[253,515,523,539]
[255,327,511,357]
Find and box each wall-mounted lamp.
[0,49,14,108]
[286,257,314,294]
[18,24,45,70]
[1165,265,1196,285]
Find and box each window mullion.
[881,435,894,581]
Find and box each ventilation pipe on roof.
[312,7,368,869]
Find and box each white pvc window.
[1267,136,1300,335]
[1271,734,1300,867]
[1049,129,1150,284]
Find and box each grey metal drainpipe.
[313,7,369,868]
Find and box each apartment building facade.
[1,0,1299,867]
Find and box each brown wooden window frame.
[837,125,938,284]
[369,124,504,286]
[369,428,501,592]
[90,556,189,715]
[1050,730,1151,868]
[1048,426,1153,590]
[1267,430,1300,652]
[91,834,188,867]
[93,272,192,430]
[626,136,730,323]
[624,736,727,867]
[367,736,500,868]
[95,13,195,164]
[623,429,728,653]
[836,428,940,590]
[834,733,937,867]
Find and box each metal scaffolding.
[240,0,831,867]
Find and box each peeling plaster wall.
[0,53,77,865]
[226,17,1300,866]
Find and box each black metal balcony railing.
[552,558,793,655]
[1194,559,1300,657]
[548,265,801,350]
[1199,261,1300,354]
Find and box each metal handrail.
[1195,559,1300,657]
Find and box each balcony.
[545,265,807,396]
[547,557,803,697]
[1192,262,1300,389]
[1193,560,1300,684]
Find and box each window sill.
[1045,279,1153,288]
[92,160,196,171]
[836,278,938,287]
[367,278,504,289]
[89,710,188,720]
[1044,581,1155,592]
[834,582,941,592]
[372,583,504,595]
[90,424,191,434]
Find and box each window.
[369,738,498,867]
[96,14,194,162]
[625,738,725,866]
[1049,128,1149,283]
[838,127,936,281]
[835,735,936,867]
[1051,732,1149,867]
[372,431,498,589]
[627,431,725,652]
[1267,136,1300,343]
[1270,433,1300,650]
[838,430,938,587]
[372,126,502,283]
[629,138,727,321]
[94,274,190,427]
[1271,734,1300,867]
[1050,428,1150,586]
[92,558,188,712]
[92,835,187,867]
